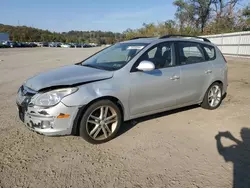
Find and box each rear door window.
[177,42,205,65]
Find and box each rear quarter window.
[202,45,216,60]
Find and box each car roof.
[121,37,158,44]
[121,37,215,46]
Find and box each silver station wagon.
[16,35,228,144]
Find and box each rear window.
[202,45,216,60]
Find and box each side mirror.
[136,60,155,72]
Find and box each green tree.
[242,5,250,30]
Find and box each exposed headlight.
[34,88,78,107]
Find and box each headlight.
[33,88,78,107]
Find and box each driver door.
[129,42,181,116]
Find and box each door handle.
[170,75,180,80]
[205,70,212,74]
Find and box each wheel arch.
[200,79,224,103]
[211,80,226,99]
[210,80,223,91]
[71,96,125,135]
[200,80,225,109]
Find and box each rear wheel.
[79,100,121,144]
[201,82,223,110]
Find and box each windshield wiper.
[81,64,116,71]
[81,64,102,69]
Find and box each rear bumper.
[17,102,80,136]
[223,83,228,96]
[223,64,228,95]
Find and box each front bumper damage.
[17,103,79,136]
[16,86,80,136]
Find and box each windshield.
[81,43,147,70]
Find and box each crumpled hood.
[24,65,114,91]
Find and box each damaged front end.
[16,85,79,136]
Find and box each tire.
[201,82,223,110]
[79,100,122,144]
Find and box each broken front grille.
[17,85,36,109]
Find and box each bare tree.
[173,0,196,32]
[173,0,214,33]
[212,0,240,17]
[193,0,213,33]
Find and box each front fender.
[61,79,130,120]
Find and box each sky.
[1,0,176,33]
[1,0,248,33]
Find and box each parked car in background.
[2,41,11,47]
[69,43,76,48]
[61,43,72,48]
[20,42,30,47]
[36,42,49,47]
[42,42,49,47]
[82,43,92,48]
[89,43,98,47]
[36,42,43,47]
[49,42,61,47]
[0,41,39,48]
[71,43,82,48]
[28,42,37,47]
[2,41,21,48]
[49,42,56,47]
[80,43,86,48]
[16,35,228,144]
[0,42,9,48]
[56,42,62,47]
[10,41,22,47]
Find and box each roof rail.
[159,34,211,43]
[130,36,153,40]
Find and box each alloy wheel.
[86,106,118,140]
[208,85,222,107]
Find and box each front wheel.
[201,82,223,110]
[79,100,121,144]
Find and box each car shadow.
[215,128,250,188]
[117,104,199,137]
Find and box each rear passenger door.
[176,41,213,105]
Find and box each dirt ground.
[0,48,249,188]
